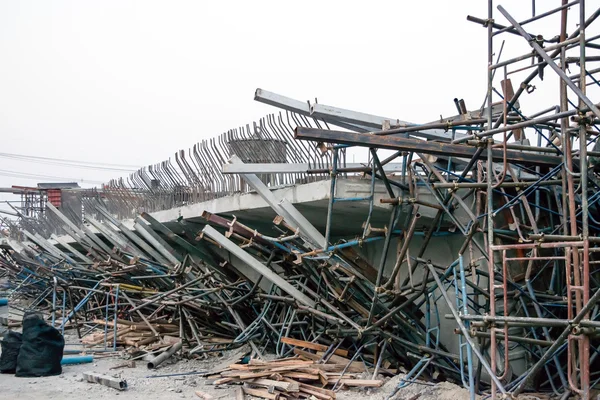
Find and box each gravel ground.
[0,301,472,400]
[0,347,240,400]
[0,349,473,400]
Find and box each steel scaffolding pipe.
[2,1,599,399]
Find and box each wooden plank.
[282,378,336,399]
[280,338,348,357]
[82,327,132,345]
[296,385,334,400]
[318,370,328,386]
[311,363,365,374]
[212,377,235,385]
[230,360,314,371]
[248,356,300,365]
[250,378,299,392]
[332,379,383,387]
[92,319,130,330]
[248,359,305,367]
[237,371,276,380]
[316,352,366,372]
[108,318,177,334]
[293,348,320,361]
[120,332,155,338]
[225,362,360,375]
[135,336,159,347]
[237,365,321,379]
[282,372,320,380]
[194,391,214,399]
[324,373,362,378]
[228,364,251,370]
[122,339,142,347]
[283,367,321,375]
[243,387,280,399]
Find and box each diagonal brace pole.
[512,283,600,396]
[497,4,600,121]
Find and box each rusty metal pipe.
[373,116,520,137]
[147,341,183,369]
[461,330,553,347]
[380,197,444,210]
[529,234,600,243]
[129,275,207,312]
[513,283,600,396]
[383,210,420,290]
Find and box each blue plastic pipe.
[0,298,8,306]
[61,355,94,365]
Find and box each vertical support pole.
[324,148,338,250]
[559,0,570,239]
[113,284,120,351]
[486,1,497,397]
[459,255,475,399]
[51,277,57,327]
[61,289,66,336]
[68,288,82,339]
[104,290,110,350]
[578,1,590,397]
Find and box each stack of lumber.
[81,319,179,348]
[207,339,383,399]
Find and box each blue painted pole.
[51,278,57,327]
[61,355,94,365]
[459,255,475,400]
[59,281,101,330]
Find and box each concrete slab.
[48,177,473,249]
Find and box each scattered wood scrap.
[109,360,136,370]
[195,390,214,399]
[207,340,383,399]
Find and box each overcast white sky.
[0,1,598,211]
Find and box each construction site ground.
[0,300,473,400]
[0,343,472,400]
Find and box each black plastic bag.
[0,331,22,373]
[15,311,64,377]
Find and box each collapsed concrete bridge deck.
[2,2,600,398]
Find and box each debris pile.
[1,1,600,399]
[0,207,411,395]
[207,339,383,400]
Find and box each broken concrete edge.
[82,371,128,391]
